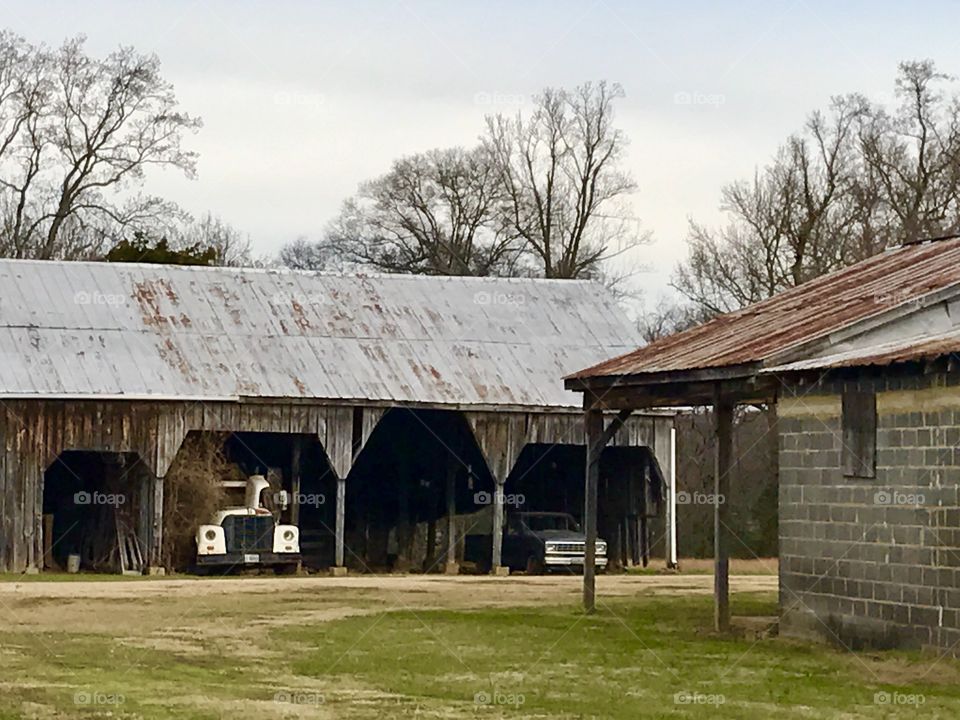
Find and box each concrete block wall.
[779,369,960,653]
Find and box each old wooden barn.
[0,259,673,575]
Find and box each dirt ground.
[0,568,777,638]
[0,568,800,719]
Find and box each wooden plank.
[151,476,164,568]
[445,452,457,571]
[290,436,302,526]
[714,386,734,632]
[335,477,346,567]
[583,399,603,613]
[842,387,876,478]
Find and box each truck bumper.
[196,552,300,567]
[544,555,608,570]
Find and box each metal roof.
[0,260,638,408]
[764,331,960,373]
[569,237,960,382]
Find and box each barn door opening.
[42,451,151,574]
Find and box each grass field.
[0,572,956,718]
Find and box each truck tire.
[525,555,544,575]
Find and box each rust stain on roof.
[572,238,960,380]
[0,261,638,407]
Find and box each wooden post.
[42,514,56,571]
[445,455,458,574]
[490,478,505,573]
[583,397,603,613]
[335,477,346,567]
[714,385,734,632]
[290,437,302,526]
[150,476,164,571]
[639,461,649,567]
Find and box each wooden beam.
[491,478,505,572]
[335,478,346,568]
[445,454,458,574]
[583,397,604,613]
[150,476,164,570]
[593,409,633,455]
[566,362,761,392]
[713,385,734,632]
[584,377,777,411]
[289,436,302,526]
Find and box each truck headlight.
[197,525,226,555]
[596,542,607,554]
[273,525,300,553]
[545,542,558,553]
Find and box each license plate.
[243,554,260,564]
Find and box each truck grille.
[552,542,585,553]
[222,516,274,553]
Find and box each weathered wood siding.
[0,400,670,573]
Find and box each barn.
[568,235,960,653]
[0,259,673,576]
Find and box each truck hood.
[533,529,590,542]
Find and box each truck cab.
[195,475,300,572]
[502,511,607,574]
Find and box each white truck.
[195,475,300,572]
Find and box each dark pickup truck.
[502,511,608,574]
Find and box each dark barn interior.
[42,450,149,573]
[342,408,495,572]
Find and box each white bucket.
[66,554,80,573]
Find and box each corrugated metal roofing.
[764,331,960,373]
[0,260,639,408]
[570,237,960,381]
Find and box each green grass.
[1,588,958,718]
[289,594,960,718]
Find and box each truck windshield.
[522,514,577,532]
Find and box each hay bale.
[162,432,244,570]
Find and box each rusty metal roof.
[0,259,638,408]
[570,237,960,382]
[765,331,960,372]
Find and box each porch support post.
[714,385,734,632]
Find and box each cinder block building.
[568,235,960,652]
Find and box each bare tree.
[675,97,867,313]
[858,60,960,243]
[279,235,339,271]
[484,81,642,279]
[179,212,254,267]
[288,146,519,276]
[675,61,960,315]
[637,295,706,343]
[0,32,201,259]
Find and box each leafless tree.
[484,81,643,279]
[0,32,201,259]
[675,61,960,315]
[636,295,706,343]
[279,235,340,272]
[177,212,254,267]
[289,146,519,276]
[858,60,960,243]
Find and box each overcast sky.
[5,0,960,301]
